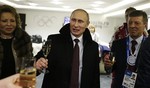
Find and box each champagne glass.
[19,57,36,88]
[104,51,115,74]
[108,52,115,73]
[41,39,52,74]
[109,52,115,65]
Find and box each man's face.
[128,16,146,39]
[70,10,89,38]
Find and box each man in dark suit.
[104,10,148,88]
[135,34,150,87]
[35,9,100,88]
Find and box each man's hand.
[35,57,48,71]
[103,53,115,68]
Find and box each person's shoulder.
[146,35,150,39]
[143,36,150,44]
[47,34,67,42]
[47,34,61,38]
[14,28,31,42]
[113,37,127,44]
[115,22,126,31]
[90,40,99,46]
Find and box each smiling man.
[103,10,148,88]
[35,9,100,88]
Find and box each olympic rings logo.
[34,16,56,27]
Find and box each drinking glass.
[104,52,115,74]
[109,52,115,65]
[19,57,36,88]
[41,39,52,74]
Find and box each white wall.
[89,14,124,45]
[17,9,124,45]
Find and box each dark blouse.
[0,38,15,79]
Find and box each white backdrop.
[17,9,124,45]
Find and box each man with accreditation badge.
[104,10,148,88]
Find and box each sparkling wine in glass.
[109,52,115,65]
[19,57,36,88]
[41,39,52,74]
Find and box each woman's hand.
[0,74,22,88]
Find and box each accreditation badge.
[127,55,136,66]
[122,70,137,88]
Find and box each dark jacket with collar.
[135,36,150,88]
[35,23,100,88]
[0,28,33,76]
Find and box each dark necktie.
[127,40,137,72]
[70,39,79,88]
[131,40,137,54]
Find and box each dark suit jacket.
[35,23,100,88]
[135,36,150,88]
[111,37,143,88]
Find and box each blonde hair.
[88,24,95,32]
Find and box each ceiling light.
[103,0,137,13]
[103,10,124,17]
[14,0,21,1]
[88,0,138,14]
[104,2,150,17]
[0,0,17,6]
[28,3,38,6]
[90,4,100,7]
[0,0,149,16]
[90,1,104,8]
[93,1,104,4]
[94,8,103,11]
[135,3,150,10]
[50,1,63,5]
[62,6,70,9]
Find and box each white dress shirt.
[71,33,83,88]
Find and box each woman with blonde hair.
[0,5,33,79]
